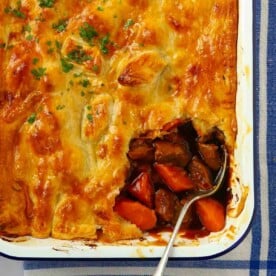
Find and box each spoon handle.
[153,199,195,276]
[153,147,227,276]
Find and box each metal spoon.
[153,146,228,276]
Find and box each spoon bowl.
[153,146,228,276]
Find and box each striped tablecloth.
[24,0,276,275]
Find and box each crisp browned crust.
[0,0,237,241]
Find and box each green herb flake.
[87,113,93,122]
[124,19,134,29]
[27,113,36,124]
[13,9,26,18]
[61,58,74,73]
[46,41,54,54]
[55,40,62,50]
[26,34,33,41]
[52,19,68,33]
[99,34,110,54]
[4,7,11,14]
[0,43,6,49]
[31,67,46,80]
[47,48,54,54]
[97,6,104,11]
[38,0,55,8]
[80,91,85,97]
[67,46,92,64]
[32,57,39,65]
[56,104,65,110]
[79,79,90,87]
[23,24,31,33]
[79,23,98,43]
[4,2,26,19]
[69,80,74,86]
[73,72,83,78]
[86,105,92,110]
[92,65,99,72]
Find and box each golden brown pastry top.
[0,0,237,241]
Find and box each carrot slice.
[195,198,225,232]
[127,172,154,208]
[154,163,194,192]
[114,198,157,231]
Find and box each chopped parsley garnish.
[99,34,110,54]
[55,40,62,50]
[38,0,55,8]
[80,91,86,97]
[79,23,98,43]
[52,19,68,33]
[86,105,92,110]
[87,114,93,122]
[12,9,25,18]
[31,67,46,80]
[97,6,104,11]
[45,41,54,53]
[67,46,92,64]
[32,58,39,64]
[27,113,36,124]
[22,23,33,42]
[26,34,33,41]
[4,2,26,19]
[79,79,90,87]
[124,19,134,29]
[4,7,10,13]
[23,24,31,33]
[56,104,65,110]
[60,58,74,73]
[92,64,99,72]
[73,72,83,78]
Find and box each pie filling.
[114,119,229,234]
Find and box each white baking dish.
[0,0,254,259]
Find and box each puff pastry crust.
[0,0,237,241]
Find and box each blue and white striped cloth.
[24,0,276,275]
